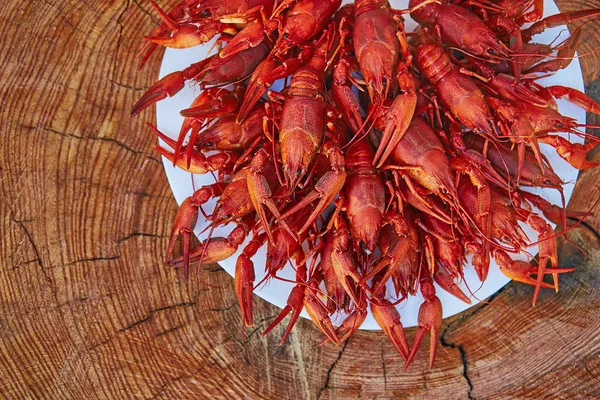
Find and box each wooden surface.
[1,1,600,398]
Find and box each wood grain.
[1,1,599,398]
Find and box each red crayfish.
[131,0,600,370]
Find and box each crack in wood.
[445,284,510,334]
[117,232,168,244]
[56,297,89,309]
[125,190,172,199]
[208,303,236,312]
[132,0,160,24]
[433,286,514,400]
[20,123,158,162]
[111,80,147,92]
[119,316,151,332]
[5,201,52,285]
[440,333,474,400]
[316,339,349,400]
[148,374,187,400]
[226,314,279,351]
[155,325,184,338]
[568,217,600,242]
[151,301,197,313]
[119,301,197,332]
[52,256,121,269]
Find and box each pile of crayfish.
[131,0,600,368]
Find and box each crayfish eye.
[282,32,289,40]
[544,180,553,185]
[267,255,273,262]
[201,10,211,17]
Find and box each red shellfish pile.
[132,0,600,368]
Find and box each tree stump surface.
[1,1,599,398]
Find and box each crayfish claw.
[235,253,256,327]
[374,96,416,167]
[405,278,442,369]
[433,267,471,304]
[169,223,249,270]
[304,284,340,345]
[371,298,410,359]
[322,307,367,346]
[492,249,574,305]
[180,93,239,118]
[262,284,305,345]
[237,58,279,123]
[131,71,185,116]
[146,22,223,49]
[166,197,199,277]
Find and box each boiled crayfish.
[131,0,600,369]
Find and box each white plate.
[156,0,585,329]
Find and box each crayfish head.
[420,277,437,300]
[408,0,441,24]
[249,148,270,173]
[266,228,298,273]
[480,36,510,61]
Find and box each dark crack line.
[87,336,113,351]
[16,219,50,284]
[568,217,600,242]
[52,256,121,269]
[94,136,158,162]
[117,232,168,243]
[227,314,279,350]
[4,200,52,286]
[119,316,151,332]
[149,375,186,400]
[442,284,510,335]
[316,340,349,400]
[458,345,474,400]
[155,325,184,337]
[148,364,213,400]
[208,303,235,312]
[119,301,196,332]
[151,301,197,313]
[21,124,158,161]
[7,259,40,271]
[111,80,147,92]
[125,190,172,199]
[56,297,89,309]
[441,329,474,400]
[132,0,160,23]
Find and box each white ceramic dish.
[155,0,585,329]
